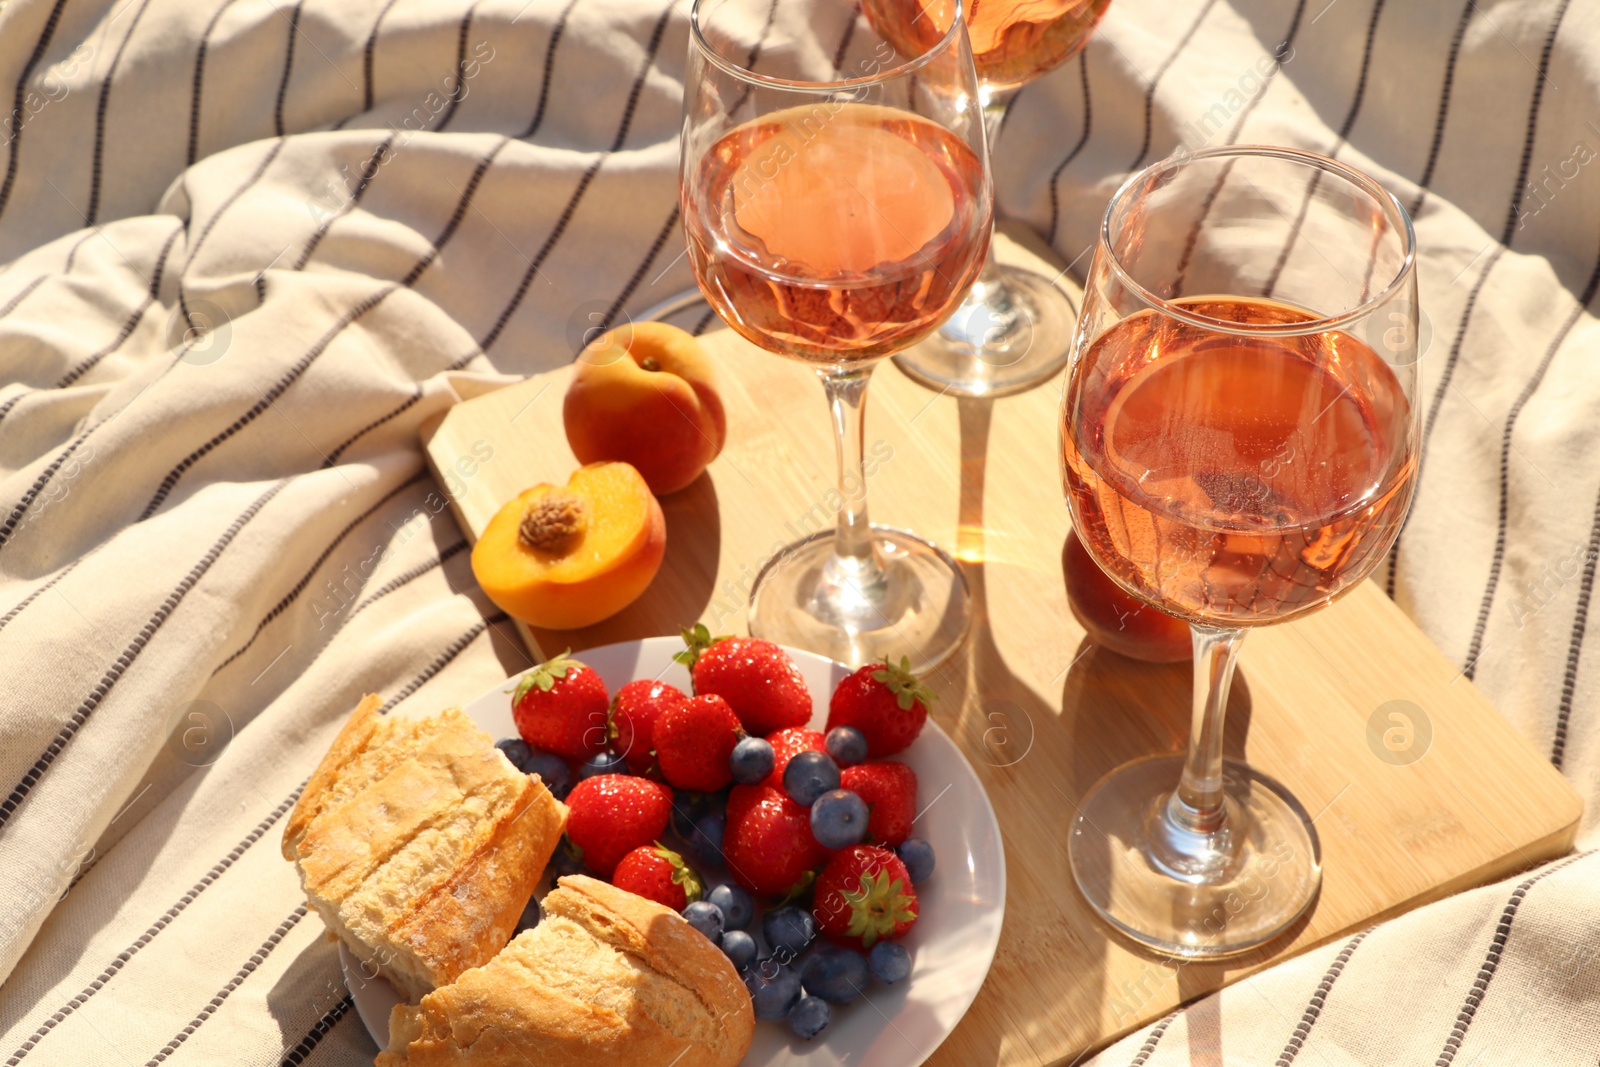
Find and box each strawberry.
[677,625,812,736]
[611,679,687,775]
[654,694,742,792]
[722,784,827,899]
[611,843,703,911]
[763,726,826,790]
[826,656,935,758]
[565,774,673,876]
[812,845,918,949]
[840,761,917,845]
[512,649,610,761]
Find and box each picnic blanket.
[0,0,1596,1064]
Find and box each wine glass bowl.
[681,0,992,669]
[1062,146,1420,958]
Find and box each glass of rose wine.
[681,0,992,669]
[1062,146,1420,956]
[862,0,1111,397]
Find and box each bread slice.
[376,875,755,1067]
[283,695,567,1002]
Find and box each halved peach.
[472,462,666,631]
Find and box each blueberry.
[787,995,830,1039]
[671,790,725,838]
[682,900,725,946]
[824,726,868,767]
[897,837,935,884]
[495,740,572,800]
[720,929,757,971]
[809,789,869,850]
[744,961,801,1021]
[801,944,870,1005]
[707,883,754,931]
[762,906,816,960]
[579,751,629,780]
[868,940,911,984]
[729,737,775,785]
[783,750,840,807]
[684,811,726,869]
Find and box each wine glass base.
[1069,755,1322,959]
[746,526,971,673]
[892,263,1078,399]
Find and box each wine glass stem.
[1171,623,1247,836]
[963,84,1018,307]
[821,368,887,591]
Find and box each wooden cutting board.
[421,231,1582,1064]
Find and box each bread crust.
[376,876,754,1067]
[283,693,384,860]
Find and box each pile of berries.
[495,629,939,1041]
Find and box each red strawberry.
[611,679,687,775]
[763,726,825,790]
[654,694,742,792]
[611,843,703,911]
[565,774,673,876]
[512,649,610,761]
[722,784,827,898]
[677,625,811,736]
[813,845,918,949]
[840,761,918,845]
[826,656,935,757]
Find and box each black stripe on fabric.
[519,0,585,140]
[361,0,403,114]
[350,539,468,616]
[1433,851,1594,1066]
[273,0,308,138]
[446,346,485,371]
[378,611,507,715]
[0,0,71,223]
[434,1,486,133]
[1554,486,1600,769]
[0,276,46,320]
[0,392,25,427]
[143,905,308,1066]
[1044,52,1093,247]
[7,606,501,1063]
[596,206,681,337]
[56,221,185,389]
[3,788,307,1066]
[480,0,676,353]
[831,8,858,73]
[691,306,717,336]
[0,479,290,833]
[1127,0,1220,171]
[1499,0,1574,247]
[402,136,512,287]
[140,286,397,521]
[294,134,396,271]
[211,470,425,673]
[1128,1011,1176,1066]
[1275,929,1372,1065]
[323,385,424,467]
[280,995,354,1065]
[86,0,158,225]
[188,0,245,166]
[1461,251,1600,679]
[0,554,87,636]
[1408,0,1474,217]
[179,137,288,330]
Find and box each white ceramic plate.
[344,636,1006,1066]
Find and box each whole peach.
[1064,529,1192,663]
[564,322,726,495]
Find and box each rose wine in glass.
[859,0,1111,397]
[1062,146,1421,957]
[681,0,992,670]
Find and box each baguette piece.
[376,875,755,1067]
[283,695,567,1002]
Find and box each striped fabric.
[0,1,1594,1065]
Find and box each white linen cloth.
[0,0,1596,1064]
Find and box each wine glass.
[862,0,1111,397]
[681,0,992,670]
[1061,146,1420,957]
